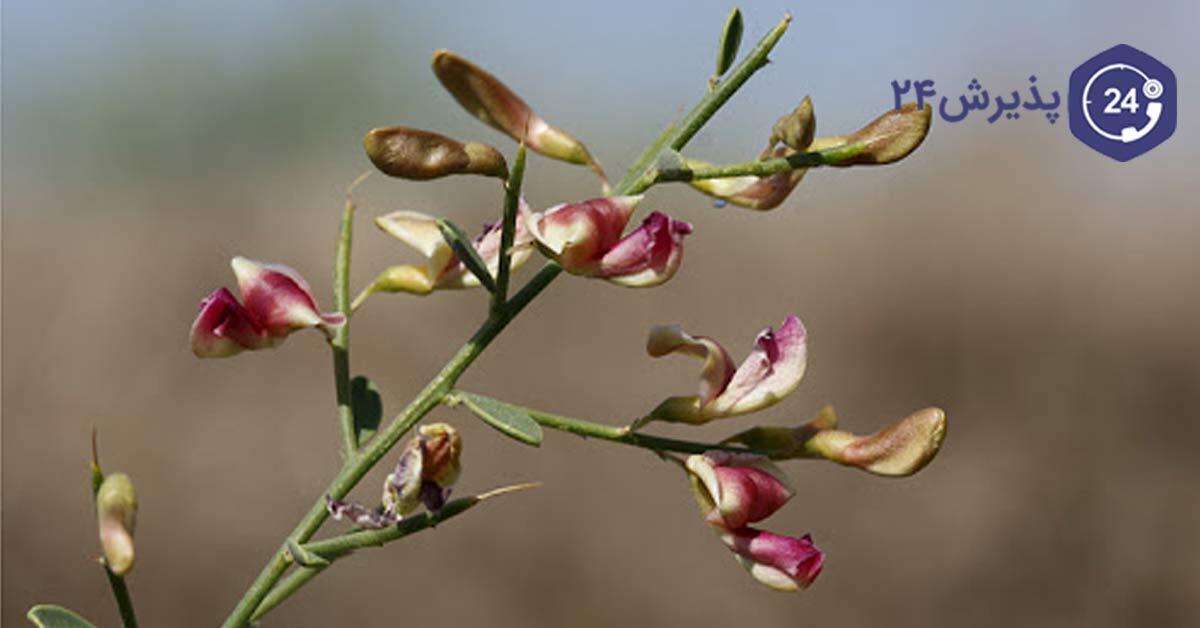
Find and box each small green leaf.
[27,605,98,628]
[286,539,331,568]
[457,392,543,446]
[350,376,383,445]
[714,8,744,80]
[436,219,497,293]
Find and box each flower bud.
[833,103,932,165]
[686,452,793,530]
[431,50,597,168]
[769,95,815,152]
[96,473,137,575]
[725,406,947,477]
[810,407,946,476]
[718,528,824,592]
[363,126,508,180]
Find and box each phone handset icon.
[1120,101,1162,143]
[1082,64,1165,144]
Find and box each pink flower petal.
[720,528,824,591]
[686,452,794,530]
[189,287,269,358]
[528,196,640,274]
[707,316,807,417]
[599,212,693,287]
[647,326,735,407]
[232,257,344,337]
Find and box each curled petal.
[432,50,595,167]
[719,528,824,591]
[646,325,735,406]
[707,315,807,417]
[598,212,693,287]
[190,287,269,358]
[647,316,807,423]
[383,437,425,518]
[231,257,344,338]
[686,452,794,530]
[528,196,640,274]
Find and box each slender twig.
[615,14,792,195]
[102,566,139,628]
[655,142,866,183]
[251,485,536,621]
[332,173,368,456]
[493,400,758,456]
[227,15,794,626]
[492,143,527,314]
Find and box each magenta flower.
[527,196,693,287]
[717,528,824,592]
[645,315,807,423]
[686,451,824,592]
[686,451,793,530]
[189,257,344,358]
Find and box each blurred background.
[4,1,1199,626]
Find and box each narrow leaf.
[714,8,744,80]
[350,376,383,444]
[286,539,331,567]
[27,605,98,628]
[457,392,543,446]
[493,142,527,311]
[436,219,497,292]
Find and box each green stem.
[222,264,563,628]
[332,190,358,455]
[614,14,792,195]
[103,567,139,628]
[250,566,325,622]
[519,405,757,455]
[492,143,527,314]
[657,142,866,183]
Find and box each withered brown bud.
[363,126,507,180]
[432,50,597,169]
[837,103,932,165]
[770,95,816,152]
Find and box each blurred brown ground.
[4,5,1200,627]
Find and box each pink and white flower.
[189,257,344,358]
[686,451,794,530]
[686,451,824,592]
[527,196,693,287]
[717,527,825,592]
[645,315,807,423]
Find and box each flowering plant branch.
[31,10,946,628]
